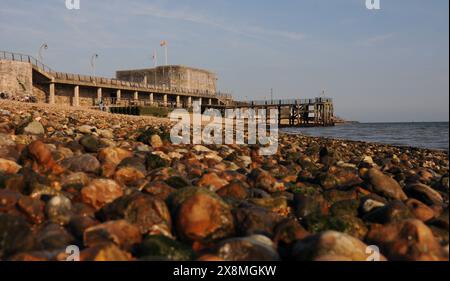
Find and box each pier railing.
[1,50,54,73]
[236,98,333,106]
[0,50,232,98]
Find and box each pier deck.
[202,98,335,127]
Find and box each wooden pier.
[203,97,335,127]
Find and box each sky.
[0,0,448,122]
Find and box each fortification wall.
[116,66,217,94]
[0,61,33,98]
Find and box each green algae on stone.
[137,235,195,261]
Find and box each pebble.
[0,214,35,259]
[150,134,163,148]
[79,135,101,153]
[80,243,132,261]
[45,195,72,225]
[196,172,229,192]
[17,196,45,224]
[406,183,444,206]
[77,125,97,134]
[27,140,64,174]
[81,179,123,209]
[367,219,446,261]
[98,147,133,177]
[98,192,172,236]
[173,187,234,243]
[136,235,194,261]
[367,168,408,201]
[61,154,100,174]
[0,158,22,174]
[83,220,141,251]
[23,121,45,135]
[293,230,387,261]
[213,235,280,261]
[405,198,436,222]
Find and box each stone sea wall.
[0,61,33,98]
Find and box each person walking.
[99,99,104,111]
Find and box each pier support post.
[199,97,202,105]
[134,91,139,100]
[208,98,212,105]
[150,93,154,105]
[176,95,181,108]
[163,94,168,107]
[116,90,121,103]
[73,85,79,107]
[97,88,102,103]
[188,96,192,108]
[49,80,55,104]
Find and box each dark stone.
[79,135,100,153]
[68,215,99,239]
[319,147,337,167]
[233,204,281,237]
[35,223,75,250]
[293,193,325,219]
[363,201,414,224]
[330,199,360,217]
[117,157,146,173]
[145,153,169,170]
[0,214,35,258]
[61,154,100,174]
[165,176,190,189]
[17,196,45,224]
[406,183,444,206]
[213,235,280,261]
[97,191,171,235]
[137,235,194,261]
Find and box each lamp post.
[38,43,48,63]
[90,53,99,78]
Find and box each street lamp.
[38,43,48,63]
[90,53,99,78]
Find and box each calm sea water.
[282,122,449,151]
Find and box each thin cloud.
[130,2,305,41]
[357,33,395,47]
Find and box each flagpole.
[165,44,168,65]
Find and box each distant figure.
[99,99,104,111]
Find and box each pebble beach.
[0,100,448,261]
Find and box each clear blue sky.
[1,0,448,122]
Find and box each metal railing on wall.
[1,50,54,73]
[1,50,231,98]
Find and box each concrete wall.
[116,65,217,94]
[0,61,33,98]
[32,84,48,103]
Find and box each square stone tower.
[116,65,217,94]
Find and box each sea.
[281,122,449,151]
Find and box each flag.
[160,40,167,47]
